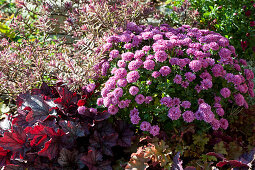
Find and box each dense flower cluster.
[97,22,254,135]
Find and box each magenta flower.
[220,88,231,98]
[154,50,168,62]
[211,119,220,130]
[129,86,139,96]
[168,107,181,120]
[182,111,195,123]
[216,108,224,116]
[130,114,141,124]
[78,106,86,115]
[117,78,127,87]
[127,71,140,83]
[220,118,229,130]
[181,101,191,109]
[140,121,151,131]
[121,52,134,61]
[152,71,160,78]
[173,74,182,84]
[189,60,202,72]
[149,125,160,136]
[108,105,119,115]
[135,94,145,104]
[159,66,171,76]
[143,60,155,70]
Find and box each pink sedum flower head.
[140,121,151,131]
[150,125,160,136]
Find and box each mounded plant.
[95,22,254,136]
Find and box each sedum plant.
[96,22,254,135]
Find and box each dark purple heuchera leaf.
[80,148,112,170]
[206,152,225,160]
[79,110,110,126]
[0,126,27,158]
[57,148,78,168]
[25,125,49,147]
[172,152,183,170]
[115,120,134,147]
[59,120,87,139]
[11,115,28,128]
[89,131,118,156]
[31,82,59,99]
[54,87,79,116]
[94,121,115,137]
[216,160,249,168]
[0,147,10,166]
[38,129,66,160]
[16,93,56,124]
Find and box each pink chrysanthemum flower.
[129,86,139,96]
[182,111,195,123]
[189,60,202,72]
[140,121,151,131]
[127,71,140,83]
[154,50,168,62]
[108,105,119,115]
[143,60,155,70]
[168,107,181,120]
[220,88,231,98]
[159,66,171,76]
[149,125,160,136]
[135,94,145,104]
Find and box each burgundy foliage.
[0,83,134,169]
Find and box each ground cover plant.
[0,0,255,169]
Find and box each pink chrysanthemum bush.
[96,22,254,136]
